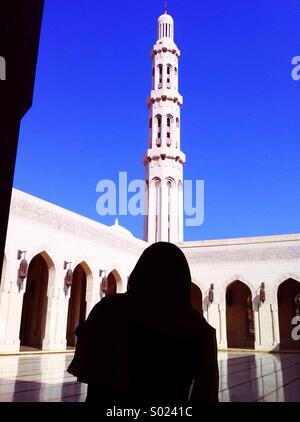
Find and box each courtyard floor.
[0,351,299,402]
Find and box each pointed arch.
[149,177,161,242]
[156,64,163,89]
[154,114,162,146]
[223,275,255,298]
[166,64,173,88]
[66,262,91,347]
[106,269,122,295]
[72,259,93,285]
[166,178,173,242]
[277,278,300,350]
[274,273,300,294]
[225,280,255,349]
[19,251,55,350]
[25,246,58,293]
[166,114,174,147]
[176,117,180,148]
[150,176,161,188]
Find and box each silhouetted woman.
[67,242,219,403]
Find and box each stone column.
[58,285,72,351]
[86,277,100,317]
[160,179,168,240]
[151,112,156,147]
[161,111,166,148]
[162,62,167,90]
[178,181,183,242]
[255,302,276,351]
[170,182,177,242]
[0,289,11,350]
[206,302,221,346]
[270,303,280,350]
[0,261,24,352]
[42,267,67,351]
[218,304,228,349]
[147,179,157,243]
[253,304,260,350]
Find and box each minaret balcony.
[144,147,186,164]
[151,42,180,58]
[148,89,183,105]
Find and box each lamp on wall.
[17,250,28,291]
[259,282,266,304]
[208,283,214,303]
[64,261,73,288]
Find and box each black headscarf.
[127,242,192,312]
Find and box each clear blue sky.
[13,0,300,241]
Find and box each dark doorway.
[19,254,49,349]
[105,270,122,296]
[66,264,87,347]
[226,280,255,349]
[278,278,300,350]
[106,271,117,295]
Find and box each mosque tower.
[144,4,185,243]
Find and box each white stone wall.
[1,189,299,353]
[0,189,146,352]
[180,236,300,351]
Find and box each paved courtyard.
[0,351,299,402]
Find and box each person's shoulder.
[100,292,129,311]
[101,293,127,304]
[89,293,128,315]
[189,308,216,335]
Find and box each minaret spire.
[143,9,185,243]
[164,0,167,14]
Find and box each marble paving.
[0,351,299,402]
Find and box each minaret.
[143,6,185,243]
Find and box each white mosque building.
[0,9,300,354]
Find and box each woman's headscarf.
[127,242,192,311]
